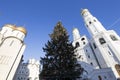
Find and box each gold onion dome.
[4,24,16,30]
[81,9,88,15]
[16,27,27,35]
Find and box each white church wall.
[0,37,26,80]
[88,68,117,80]
[0,24,26,80]
[14,59,40,80]
[13,63,29,80]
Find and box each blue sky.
[0,0,120,62]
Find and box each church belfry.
[72,28,81,41]
[78,8,120,80]
[81,9,106,36]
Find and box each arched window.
[110,35,118,41]
[75,42,80,48]
[86,24,88,27]
[93,43,97,49]
[88,55,90,58]
[90,62,93,66]
[28,77,32,80]
[94,19,96,22]
[117,78,120,80]
[98,75,102,80]
[115,64,120,76]
[35,77,38,80]
[99,38,106,44]
[89,21,92,24]
[81,37,85,41]
[83,42,86,45]
[108,51,112,55]
[18,77,20,80]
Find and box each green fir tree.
[40,22,84,80]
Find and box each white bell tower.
[81,9,120,79]
[72,28,99,75]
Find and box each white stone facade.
[73,9,120,80]
[0,24,26,80]
[14,59,40,80]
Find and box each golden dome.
[81,9,88,15]
[4,24,16,30]
[16,27,27,35]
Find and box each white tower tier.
[72,28,81,41]
[81,9,106,36]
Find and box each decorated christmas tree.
[40,22,83,80]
